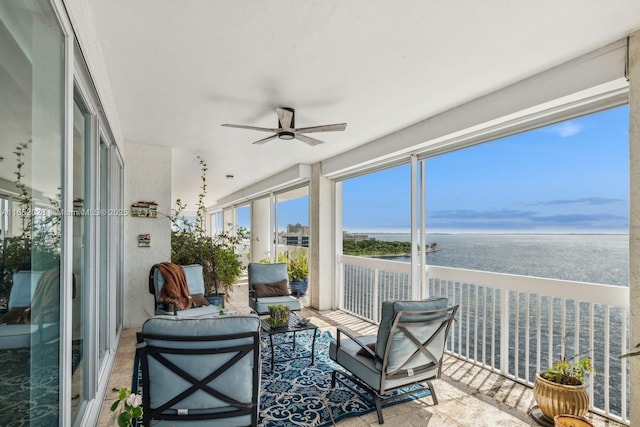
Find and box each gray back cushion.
[10,271,44,309]
[248,263,288,289]
[153,264,205,296]
[376,297,449,367]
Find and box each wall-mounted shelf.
[131,201,158,218]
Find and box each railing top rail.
[427,265,628,307]
[339,254,412,273]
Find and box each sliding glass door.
[0,1,64,424]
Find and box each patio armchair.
[136,314,261,426]
[329,297,458,424]
[247,262,302,314]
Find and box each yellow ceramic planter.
[533,373,589,421]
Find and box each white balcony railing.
[338,254,631,425]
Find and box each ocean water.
[366,233,629,286]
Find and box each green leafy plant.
[542,354,596,386]
[110,387,143,427]
[169,156,248,298]
[267,303,290,328]
[287,249,308,281]
[259,250,308,282]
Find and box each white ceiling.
[87,0,640,209]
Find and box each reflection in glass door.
[0,1,64,424]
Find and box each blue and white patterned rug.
[133,329,430,427]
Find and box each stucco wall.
[123,142,171,328]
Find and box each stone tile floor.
[98,278,626,427]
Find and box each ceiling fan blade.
[294,133,324,146]
[252,134,278,145]
[294,123,347,134]
[275,107,294,130]
[222,124,279,133]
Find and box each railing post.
[372,267,380,323]
[336,257,344,311]
[500,288,510,376]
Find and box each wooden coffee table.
[260,312,318,372]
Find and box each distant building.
[343,231,375,242]
[279,233,309,247]
[287,223,309,234]
[280,223,310,247]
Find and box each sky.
[235,105,629,234]
[343,105,630,234]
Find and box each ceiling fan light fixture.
[278,131,295,140]
[221,107,346,146]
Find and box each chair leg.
[331,370,337,387]
[427,380,438,405]
[374,396,385,424]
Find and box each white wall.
[63,0,123,146]
[123,142,171,328]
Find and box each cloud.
[537,197,624,206]
[427,208,628,231]
[430,208,535,220]
[545,121,582,137]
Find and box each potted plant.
[169,156,248,306]
[267,304,290,328]
[274,249,308,296]
[532,353,595,424]
[287,249,308,296]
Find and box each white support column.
[629,30,640,427]
[310,162,334,310]
[251,197,271,262]
[410,155,420,299]
[222,208,234,232]
[335,181,344,310]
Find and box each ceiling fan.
[222,107,347,146]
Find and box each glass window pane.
[275,187,309,296]
[0,1,64,424]
[424,106,629,285]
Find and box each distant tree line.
[343,240,438,256]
